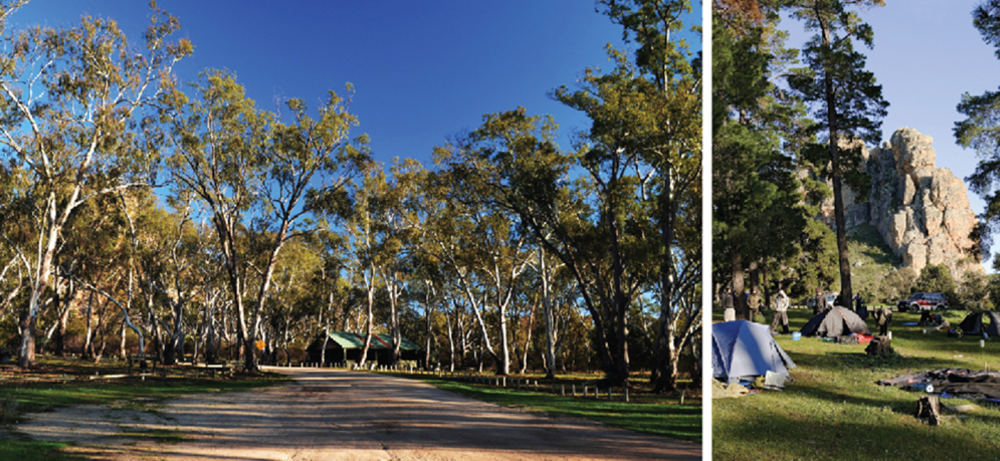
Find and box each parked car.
[896,292,948,312]
[806,291,840,310]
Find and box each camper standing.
[748,288,762,322]
[771,290,790,334]
[813,289,828,316]
[722,286,736,322]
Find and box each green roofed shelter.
[306,331,422,366]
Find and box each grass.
[0,356,286,459]
[389,372,702,442]
[714,307,1000,460]
[117,428,185,444]
[0,440,82,461]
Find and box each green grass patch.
[714,308,1000,460]
[0,375,285,415]
[0,356,287,459]
[0,440,80,461]
[395,374,701,442]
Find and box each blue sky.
[783,0,1000,271]
[15,1,699,169]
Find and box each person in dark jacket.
[813,289,828,316]
[722,286,736,322]
[855,294,868,319]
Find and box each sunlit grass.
[714,308,1000,460]
[394,374,702,442]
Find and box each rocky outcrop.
[819,128,982,279]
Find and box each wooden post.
[561,384,565,396]
[916,395,943,426]
[625,387,629,402]
[572,384,577,396]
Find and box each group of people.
[720,286,791,335]
[721,286,893,336]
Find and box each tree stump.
[865,337,895,357]
[916,395,943,426]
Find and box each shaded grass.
[398,375,701,442]
[1,375,285,415]
[0,440,81,461]
[714,308,1000,460]
[0,356,287,459]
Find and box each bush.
[957,270,992,311]
[913,264,957,305]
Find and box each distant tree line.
[0,0,700,392]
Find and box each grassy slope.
[846,223,903,301]
[713,308,1000,461]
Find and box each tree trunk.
[540,250,556,379]
[822,23,853,308]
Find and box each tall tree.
[785,0,889,307]
[0,4,190,366]
[957,1,1000,263]
[559,0,702,391]
[167,71,365,372]
[713,2,816,306]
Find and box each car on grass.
[806,291,840,310]
[897,292,948,312]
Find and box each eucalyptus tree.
[438,108,652,385]
[369,158,425,365]
[569,0,702,393]
[167,70,367,371]
[425,158,537,376]
[785,0,889,307]
[0,3,190,367]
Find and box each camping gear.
[800,305,872,338]
[713,320,796,384]
[879,368,1000,401]
[958,311,1000,337]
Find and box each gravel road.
[16,367,702,460]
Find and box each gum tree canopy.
[0,1,191,367]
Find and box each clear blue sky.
[784,1,1000,271]
[15,1,699,168]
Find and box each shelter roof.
[323,331,420,351]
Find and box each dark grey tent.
[958,311,1000,337]
[800,305,872,338]
[713,320,796,384]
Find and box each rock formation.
[817,128,982,279]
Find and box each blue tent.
[713,320,796,383]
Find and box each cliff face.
[817,127,983,279]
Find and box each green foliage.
[785,0,889,307]
[913,264,957,303]
[957,269,993,311]
[957,2,1000,267]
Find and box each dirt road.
[18,367,701,460]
